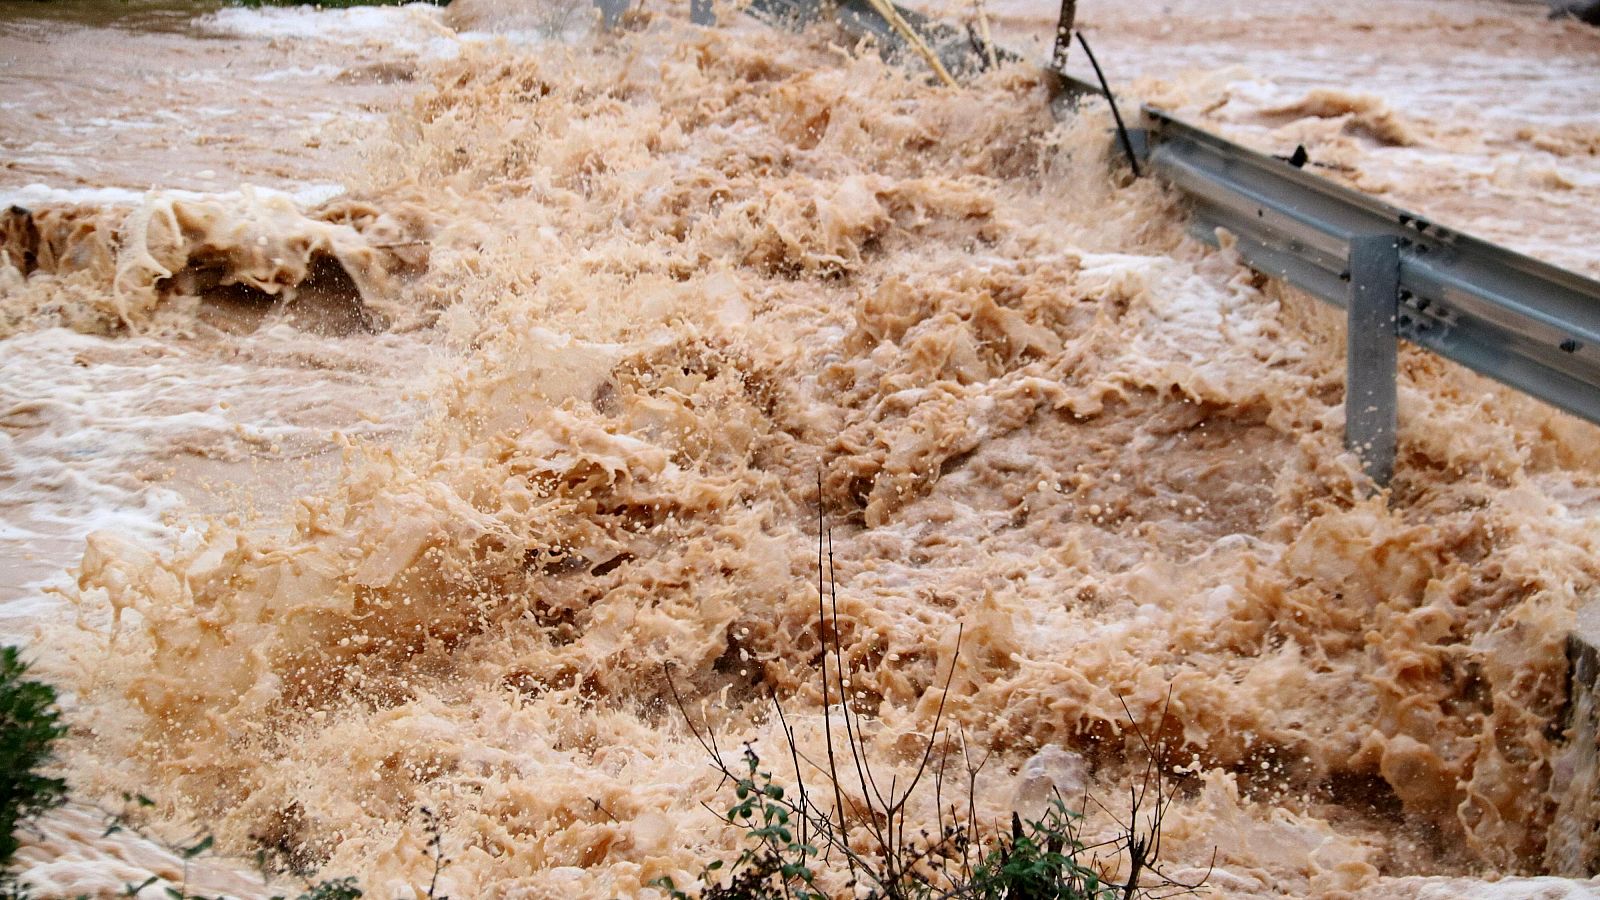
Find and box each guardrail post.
[595,0,629,28]
[1548,598,1600,875]
[1346,235,1401,485]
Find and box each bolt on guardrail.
[599,0,1600,488]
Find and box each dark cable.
[1075,31,1141,178]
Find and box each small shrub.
[657,756,1124,900]
[966,802,1114,900]
[0,647,67,872]
[652,748,824,900]
[658,508,1210,899]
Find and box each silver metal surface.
[1346,236,1401,484]
[1144,109,1600,429]
[594,0,629,27]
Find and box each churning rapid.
[4,1,1600,897]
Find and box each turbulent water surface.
[4,1,1600,897]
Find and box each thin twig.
[825,523,895,892]
[419,805,447,900]
[815,469,853,874]
[769,686,813,849]
[861,0,958,88]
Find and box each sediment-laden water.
[4,2,1600,898]
[954,0,1600,277]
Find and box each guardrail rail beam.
[1143,109,1600,482]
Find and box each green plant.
[965,803,1114,900]
[0,647,67,876]
[656,492,1211,899]
[652,747,825,900]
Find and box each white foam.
[197,2,577,60]
[0,182,347,211]
[1,185,145,208]
[200,3,462,58]
[0,326,420,629]
[455,27,568,50]
[250,63,346,83]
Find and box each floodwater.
[3,1,1600,898]
[957,0,1600,276]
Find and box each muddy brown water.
[3,1,1600,898]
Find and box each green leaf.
[0,647,67,871]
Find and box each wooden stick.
[863,0,958,87]
[973,0,999,70]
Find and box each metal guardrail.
[1141,110,1600,481]
[603,0,1600,484]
